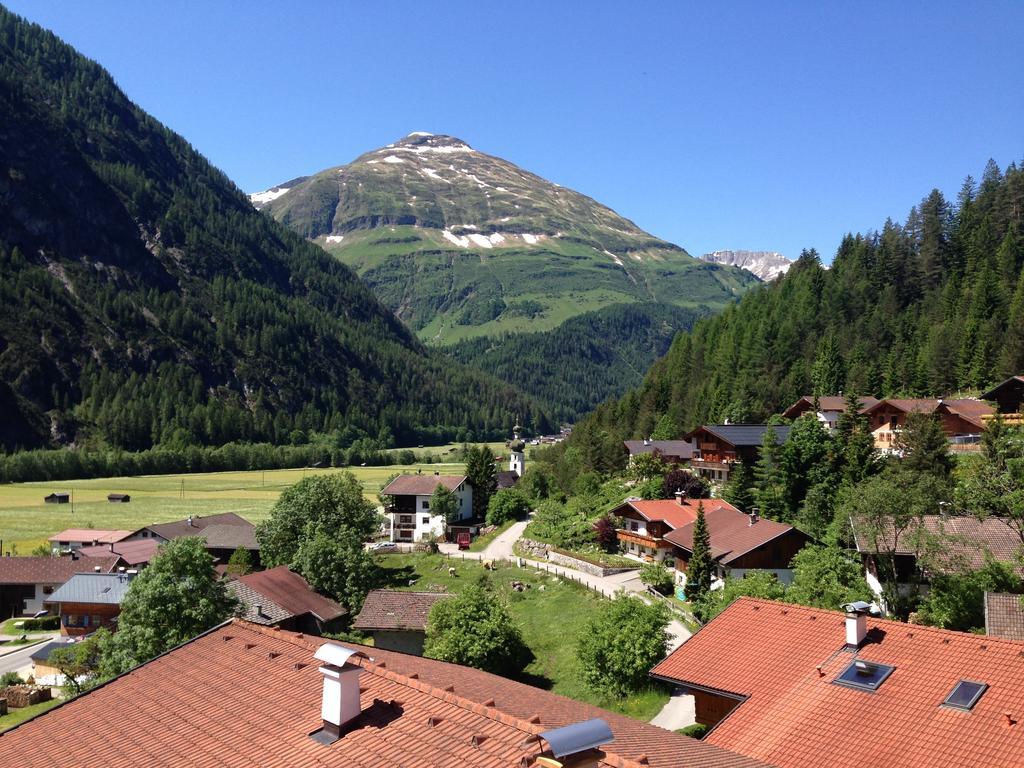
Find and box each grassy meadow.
[0,442,508,553]
[377,553,669,720]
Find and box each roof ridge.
[733,596,1024,649]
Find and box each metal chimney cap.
[314,643,369,669]
[539,718,614,758]
[843,600,872,614]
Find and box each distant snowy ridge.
[699,250,792,281]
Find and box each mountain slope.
[699,250,792,281]
[255,133,758,344]
[447,303,709,422]
[574,161,1024,445]
[0,7,544,452]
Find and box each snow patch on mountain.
[249,186,291,207]
[699,250,792,281]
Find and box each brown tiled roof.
[197,523,259,551]
[144,512,251,539]
[381,474,467,496]
[851,514,1023,572]
[78,539,160,566]
[236,566,346,621]
[985,592,1024,641]
[652,596,1024,768]
[0,555,118,585]
[981,375,1024,400]
[352,590,451,631]
[226,581,294,625]
[0,620,768,768]
[623,440,695,459]
[46,529,133,544]
[862,398,993,429]
[782,395,879,419]
[664,505,801,564]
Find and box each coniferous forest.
[570,159,1024,450]
[0,8,547,454]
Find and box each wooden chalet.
[685,424,791,484]
[981,375,1024,424]
[861,398,992,451]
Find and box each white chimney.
[674,489,685,506]
[311,644,367,744]
[748,507,759,526]
[844,601,870,647]
[93,565,101,572]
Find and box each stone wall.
[516,537,551,559]
[546,549,636,578]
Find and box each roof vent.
[539,718,614,759]
[93,565,101,572]
[309,643,369,745]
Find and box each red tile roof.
[651,597,1024,768]
[0,620,768,768]
[616,498,742,533]
[664,506,801,564]
[46,529,133,544]
[352,589,451,631]
[0,555,118,585]
[381,474,468,496]
[985,592,1024,641]
[235,566,346,621]
[78,539,161,566]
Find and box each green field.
[0,445,509,553]
[0,698,61,733]
[378,553,669,720]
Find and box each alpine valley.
[254,133,759,418]
[0,9,546,452]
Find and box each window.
[42,586,54,595]
[422,516,431,524]
[629,520,639,532]
[421,500,430,510]
[833,658,895,692]
[943,680,987,711]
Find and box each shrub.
[678,723,709,739]
[639,562,675,594]
[577,596,670,697]
[486,488,530,526]
[21,615,59,631]
[0,671,22,687]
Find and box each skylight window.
[833,658,894,692]
[943,680,987,711]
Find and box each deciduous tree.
[577,596,669,697]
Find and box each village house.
[782,395,879,429]
[45,570,135,636]
[0,555,118,619]
[127,512,260,566]
[76,538,161,570]
[665,506,809,588]
[0,619,767,768]
[227,565,347,636]
[28,640,73,686]
[610,494,700,563]
[981,374,1024,422]
[685,424,791,484]
[381,473,474,543]
[861,398,992,451]
[623,439,695,466]
[650,597,1024,768]
[984,592,1024,641]
[849,513,1022,612]
[352,589,451,655]
[47,528,133,553]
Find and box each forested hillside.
[0,7,544,452]
[573,159,1024,446]
[448,304,708,422]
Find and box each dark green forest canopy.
[0,7,547,452]
[575,159,1024,445]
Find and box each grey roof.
[227,581,294,625]
[624,440,694,458]
[692,424,791,448]
[30,640,73,663]
[199,524,259,551]
[47,572,135,605]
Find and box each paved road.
[0,638,53,677]
[650,688,697,730]
[438,519,530,561]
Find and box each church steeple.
[508,418,525,477]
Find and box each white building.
[380,474,473,543]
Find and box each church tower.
[508,420,525,477]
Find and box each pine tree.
[722,460,756,512]
[686,501,714,608]
[811,333,845,395]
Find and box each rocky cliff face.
[699,250,792,281]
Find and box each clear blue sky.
[7,1,1023,261]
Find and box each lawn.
[0,619,53,636]
[0,453,486,553]
[377,553,669,720]
[0,698,61,732]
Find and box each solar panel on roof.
[943,680,988,710]
[833,658,894,692]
